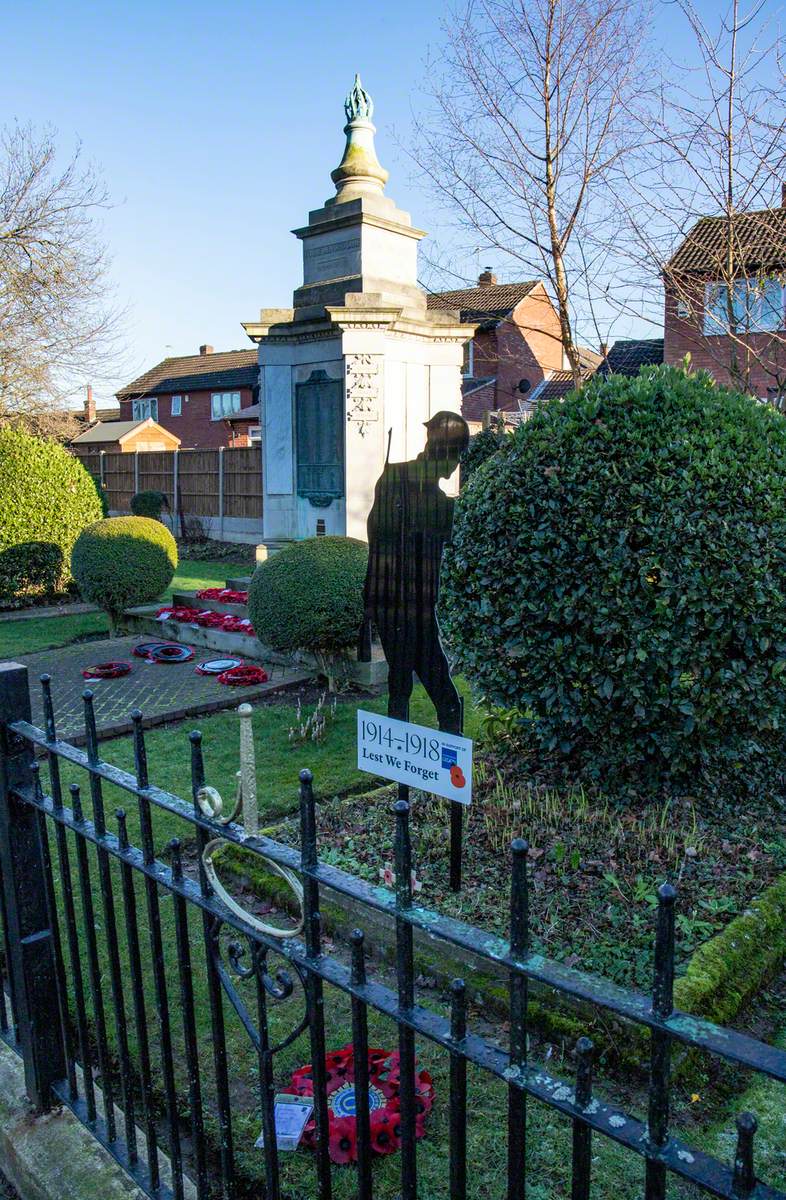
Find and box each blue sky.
[2,0,770,404]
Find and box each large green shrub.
[0,542,65,604]
[460,421,510,484]
[441,365,786,791]
[0,427,102,598]
[71,516,178,630]
[248,536,368,657]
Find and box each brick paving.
[15,635,308,742]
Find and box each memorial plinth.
[243,75,473,548]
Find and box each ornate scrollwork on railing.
[198,703,310,1056]
[210,926,310,1057]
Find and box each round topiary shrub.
[441,365,786,792]
[71,516,178,631]
[248,536,368,660]
[0,427,103,599]
[131,490,168,519]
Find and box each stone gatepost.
[243,75,473,549]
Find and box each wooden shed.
[70,417,181,453]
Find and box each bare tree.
[0,123,120,434]
[412,0,652,385]
[624,0,786,401]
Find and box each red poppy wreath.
[283,1045,435,1164]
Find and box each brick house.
[116,345,260,449]
[663,197,786,398]
[426,271,564,425]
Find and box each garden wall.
[71,446,264,544]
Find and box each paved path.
[17,635,308,742]
[2,601,99,621]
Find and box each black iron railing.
[0,661,784,1200]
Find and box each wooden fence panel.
[223,447,263,519]
[137,453,175,506]
[68,445,263,535]
[177,450,220,518]
[71,448,103,484]
[103,453,135,513]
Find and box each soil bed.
[273,751,786,991]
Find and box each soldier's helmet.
[423,411,470,461]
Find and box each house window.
[462,339,475,378]
[296,372,344,499]
[248,425,261,444]
[170,394,184,416]
[703,277,784,335]
[132,397,158,421]
[211,391,242,420]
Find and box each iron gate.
[0,661,784,1199]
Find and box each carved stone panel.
[345,354,382,437]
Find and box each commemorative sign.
[357,710,473,805]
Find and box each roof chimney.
[600,342,609,358]
[781,182,786,208]
[85,383,95,424]
[478,267,498,287]
[199,343,214,356]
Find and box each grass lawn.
[51,678,481,833]
[0,558,249,660]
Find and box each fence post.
[172,450,179,538]
[100,450,106,487]
[0,662,66,1111]
[134,451,140,496]
[218,447,225,541]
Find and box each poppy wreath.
[283,1045,435,1164]
[216,665,269,686]
[195,587,249,604]
[149,643,194,664]
[82,661,132,680]
[155,606,255,636]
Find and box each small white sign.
[357,710,473,805]
[255,1095,314,1152]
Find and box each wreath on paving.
[284,1045,435,1164]
[82,661,132,680]
[216,665,268,686]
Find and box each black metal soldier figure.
[359,410,470,733]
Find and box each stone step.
[171,591,247,617]
[123,606,278,664]
[122,606,389,688]
[225,575,252,590]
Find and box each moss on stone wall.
[673,871,786,1025]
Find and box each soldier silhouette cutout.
[359,410,470,734]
